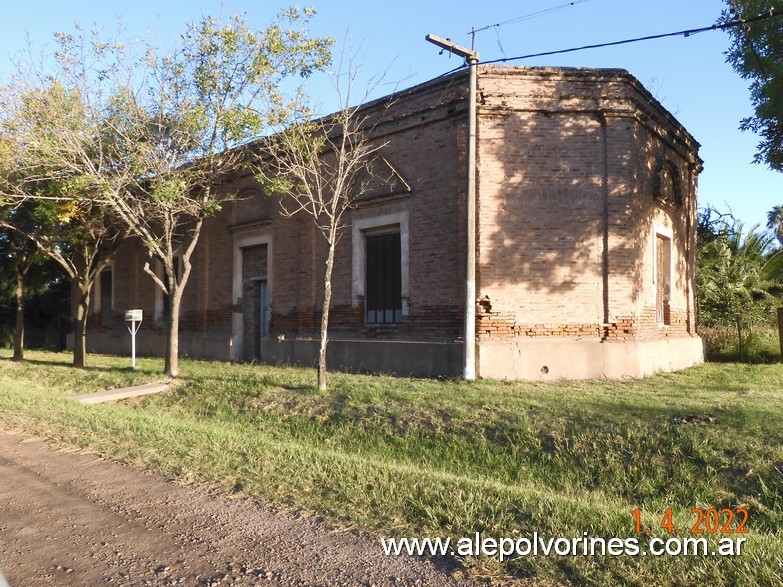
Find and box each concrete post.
[778,307,783,361]
[464,56,478,380]
[424,34,480,380]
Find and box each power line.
[481,9,781,66]
[469,1,589,53]
[470,1,590,36]
[432,10,781,79]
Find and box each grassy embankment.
[0,349,781,586]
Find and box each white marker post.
[124,309,143,369]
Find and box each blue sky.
[1,0,780,227]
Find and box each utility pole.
[425,34,480,381]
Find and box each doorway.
[241,244,268,361]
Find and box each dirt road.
[0,432,477,586]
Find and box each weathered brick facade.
[78,65,703,379]
[474,66,702,379]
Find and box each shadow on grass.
[705,352,782,364]
[0,356,157,374]
[570,397,753,430]
[174,372,318,395]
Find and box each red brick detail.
[602,317,636,342]
[634,307,690,341]
[270,301,460,342]
[477,296,600,340]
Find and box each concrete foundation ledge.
[478,336,704,381]
[67,331,233,361]
[261,338,463,378]
[68,331,703,381]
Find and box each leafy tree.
[1,10,332,377]
[697,218,783,360]
[99,10,333,378]
[767,203,783,245]
[0,199,123,368]
[0,203,42,359]
[0,76,127,368]
[722,1,783,169]
[0,212,69,355]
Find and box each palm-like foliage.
[767,204,783,246]
[697,222,783,360]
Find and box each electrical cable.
[432,8,783,77]
[479,9,781,66]
[495,27,505,59]
[470,1,590,35]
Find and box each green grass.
[701,324,782,363]
[1,350,782,586]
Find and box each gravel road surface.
[0,432,480,587]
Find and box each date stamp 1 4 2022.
[632,507,749,535]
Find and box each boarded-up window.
[100,269,112,327]
[656,235,671,325]
[366,232,402,324]
[653,160,681,206]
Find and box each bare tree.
[256,62,393,390]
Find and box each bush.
[0,324,13,349]
[700,323,781,363]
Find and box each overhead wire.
[483,9,782,65]
[470,1,589,55]
[470,1,590,36]
[433,9,782,74]
[433,1,590,78]
[495,27,505,59]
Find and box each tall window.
[655,235,671,325]
[365,232,402,324]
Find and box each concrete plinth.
[477,336,704,380]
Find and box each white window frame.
[352,210,409,317]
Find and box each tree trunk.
[73,284,91,368]
[736,316,745,362]
[317,240,336,391]
[13,272,25,361]
[164,291,181,378]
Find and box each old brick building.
[81,65,704,380]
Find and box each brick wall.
[93,73,470,354]
[475,66,701,346]
[266,77,468,343]
[85,65,701,369]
